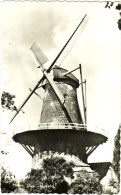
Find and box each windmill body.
[13,65,107,168]
[11,15,108,173]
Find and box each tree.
[20,157,73,193]
[68,170,102,194]
[116,3,121,30]
[1,166,18,193]
[1,91,17,112]
[112,127,120,183]
[20,156,103,194]
[102,127,120,194]
[105,2,121,30]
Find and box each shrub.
[102,178,120,194]
[1,167,18,193]
[20,156,103,194]
[112,128,120,183]
[20,157,74,193]
[68,170,103,194]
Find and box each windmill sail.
[56,16,88,66]
[9,14,87,124]
[47,14,87,73]
[30,43,48,68]
[30,44,74,123]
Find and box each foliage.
[103,178,119,194]
[116,3,121,10]
[1,166,18,193]
[1,91,17,112]
[68,170,103,194]
[109,178,119,189]
[116,3,121,30]
[105,2,121,30]
[112,128,120,183]
[20,156,103,194]
[102,127,120,194]
[20,157,74,193]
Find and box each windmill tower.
[10,15,108,171]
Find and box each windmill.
[10,15,108,172]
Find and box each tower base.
[32,151,92,173]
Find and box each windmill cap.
[53,65,79,88]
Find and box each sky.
[0,1,120,179]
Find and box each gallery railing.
[13,122,108,137]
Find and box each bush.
[1,167,18,193]
[20,156,103,194]
[102,178,119,194]
[68,170,103,194]
[20,157,74,193]
[112,128,120,183]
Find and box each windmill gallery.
[10,15,110,179]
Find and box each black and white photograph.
[0,0,120,194]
